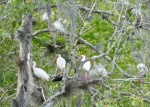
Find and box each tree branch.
[77,4,113,16]
[41,78,104,107]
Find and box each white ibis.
[137,63,148,78]
[42,12,49,21]
[53,18,66,33]
[84,58,108,80]
[78,55,91,80]
[56,54,66,72]
[137,63,149,83]
[32,61,50,81]
[92,60,108,78]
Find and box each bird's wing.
[83,61,91,71]
[94,64,107,75]
[57,57,66,69]
[57,58,63,69]
[101,70,108,77]
[53,22,66,33]
[34,68,49,81]
[61,58,66,69]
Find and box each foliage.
[0,0,150,107]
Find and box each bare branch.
[0,81,16,103]
[32,29,50,37]
[42,78,104,107]
[77,4,113,16]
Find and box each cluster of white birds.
[32,54,108,81]
[32,12,148,82]
[31,55,150,83]
[32,54,67,81]
[42,12,66,33]
[78,55,108,80]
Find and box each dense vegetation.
[0,0,150,106]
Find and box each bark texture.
[12,14,44,107]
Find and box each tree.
[12,14,45,107]
[0,0,150,107]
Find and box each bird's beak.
[77,56,81,61]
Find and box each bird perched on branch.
[78,55,91,80]
[32,61,50,81]
[137,63,149,83]
[91,60,108,79]
[53,18,66,33]
[137,63,148,77]
[55,54,66,73]
[53,54,67,82]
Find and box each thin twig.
[0,81,17,103]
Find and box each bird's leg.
[81,74,86,82]
[56,68,60,75]
[139,77,145,83]
[82,71,90,81]
[39,79,44,86]
[61,69,64,76]
[40,87,46,101]
[62,69,68,82]
[87,71,90,80]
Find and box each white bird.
[137,63,148,78]
[120,0,129,5]
[56,54,66,72]
[53,18,66,33]
[32,61,50,81]
[90,60,108,79]
[42,12,54,21]
[42,12,49,21]
[79,55,91,80]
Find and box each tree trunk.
[12,14,44,107]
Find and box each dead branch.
[41,78,104,107]
[35,3,113,16]
[77,4,113,16]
